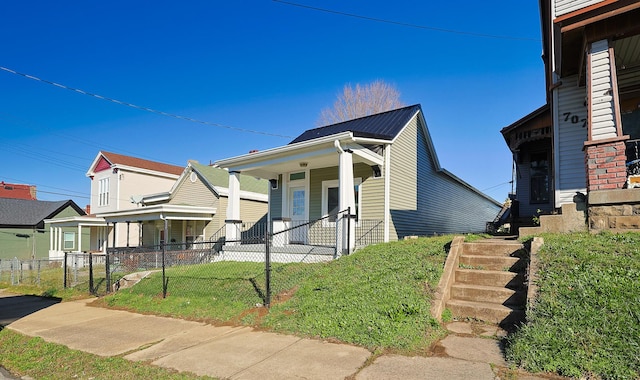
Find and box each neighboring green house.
[0,198,87,259]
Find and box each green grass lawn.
[99,236,453,353]
[506,232,640,380]
[5,232,638,379]
[0,329,213,380]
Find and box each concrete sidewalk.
[2,293,552,379]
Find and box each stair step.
[459,255,523,271]
[450,284,526,305]
[446,299,525,325]
[462,241,525,257]
[455,269,524,289]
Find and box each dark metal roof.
[289,104,422,144]
[0,198,85,227]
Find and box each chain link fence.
[4,211,384,308]
[0,257,64,288]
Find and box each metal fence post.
[89,252,94,295]
[265,222,271,308]
[10,257,16,285]
[105,251,111,294]
[162,218,167,298]
[64,252,68,289]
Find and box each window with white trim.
[322,178,361,223]
[98,177,109,206]
[63,232,75,250]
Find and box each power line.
[0,110,187,167]
[481,181,512,192]
[273,0,541,42]
[0,66,293,139]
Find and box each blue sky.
[0,1,545,208]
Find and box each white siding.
[590,40,617,140]
[554,0,605,17]
[554,75,588,206]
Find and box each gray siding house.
[216,104,501,252]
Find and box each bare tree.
[317,80,405,126]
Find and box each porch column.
[57,227,63,252]
[77,224,82,253]
[336,141,356,255]
[226,171,242,245]
[126,221,130,248]
[584,39,629,191]
[112,222,117,248]
[49,225,54,254]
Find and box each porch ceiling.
[99,205,216,223]
[44,215,107,228]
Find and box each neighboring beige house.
[46,154,268,258]
[99,161,268,247]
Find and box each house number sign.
[563,112,587,128]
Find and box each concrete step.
[461,241,525,257]
[455,269,524,289]
[458,255,524,272]
[450,284,526,306]
[446,299,525,326]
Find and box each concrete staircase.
[445,240,527,330]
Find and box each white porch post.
[57,227,63,252]
[49,225,54,255]
[336,141,356,255]
[77,224,82,253]
[226,171,242,245]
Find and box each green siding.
[387,117,420,240]
[308,164,375,220]
[388,115,500,237]
[170,171,218,207]
[190,162,268,195]
[309,167,339,219]
[269,175,283,219]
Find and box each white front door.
[289,185,307,244]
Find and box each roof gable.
[87,151,184,177]
[0,199,85,227]
[290,104,421,144]
[190,162,268,195]
[94,156,112,173]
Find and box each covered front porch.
[46,205,216,261]
[45,216,108,260]
[216,131,388,256]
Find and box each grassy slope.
[99,236,453,353]
[261,237,451,353]
[506,232,640,379]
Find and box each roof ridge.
[99,151,184,175]
[311,104,420,131]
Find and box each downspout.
[384,144,391,242]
